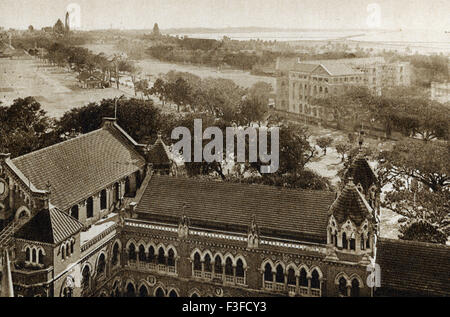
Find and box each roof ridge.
[378,237,450,249]
[154,175,335,196]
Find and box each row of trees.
[311,86,450,141]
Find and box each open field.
[0,58,133,118]
[82,44,276,89]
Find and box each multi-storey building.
[431,81,450,104]
[0,118,448,297]
[275,57,411,123]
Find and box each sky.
[0,0,449,31]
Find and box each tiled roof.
[135,175,336,243]
[12,126,146,210]
[319,62,363,76]
[14,207,84,244]
[276,57,367,76]
[147,136,171,166]
[344,154,378,194]
[376,238,450,296]
[329,181,372,226]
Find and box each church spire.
[1,249,14,297]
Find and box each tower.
[65,12,70,33]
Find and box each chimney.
[101,117,117,128]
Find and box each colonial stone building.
[0,118,448,297]
[274,57,411,123]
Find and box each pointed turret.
[1,249,14,297]
[146,133,172,175]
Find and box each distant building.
[275,57,411,123]
[431,81,450,104]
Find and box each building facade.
[275,57,411,123]
[0,119,448,297]
[431,81,450,104]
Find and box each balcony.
[299,286,309,296]
[167,265,176,274]
[236,276,245,285]
[287,285,296,293]
[224,275,235,284]
[11,262,53,286]
[310,288,321,297]
[263,281,273,290]
[203,272,212,280]
[275,283,285,292]
[194,270,202,278]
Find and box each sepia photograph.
[0,0,449,304]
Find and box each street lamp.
[114,94,125,120]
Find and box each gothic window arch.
[264,263,273,281]
[299,267,308,287]
[97,253,106,275]
[154,287,165,297]
[167,248,175,267]
[81,265,91,290]
[236,258,245,278]
[214,255,223,275]
[351,278,360,297]
[287,267,296,286]
[225,257,233,276]
[148,245,155,263]
[311,269,321,289]
[25,247,30,262]
[139,284,148,297]
[193,252,201,271]
[38,249,44,265]
[342,232,348,249]
[168,289,178,297]
[275,264,284,283]
[338,277,347,297]
[138,244,146,262]
[157,247,165,265]
[111,242,120,266]
[128,243,136,261]
[125,282,136,297]
[204,253,212,272]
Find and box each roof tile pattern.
[344,155,378,193]
[14,208,84,244]
[147,137,171,166]
[376,238,450,296]
[12,127,145,210]
[329,182,372,226]
[135,176,336,242]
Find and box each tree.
[0,97,57,158]
[316,136,333,156]
[335,142,351,162]
[53,19,65,35]
[149,78,169,107]
[237,96,268,126]
[168,78,193,112]
[247,81,273,106]
[28,25,34,32]
[56,98,160,143]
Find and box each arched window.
[264,263,273,281]
[111,243,120,265]
[97,254,106,274]
[155,287,165,297]
[338,277,347,297]
[100,189,107,210]
[138,245,146,262]
[70,205,79,220]
[350,236,356,251]
[204,254,212,272]
[61,246,65,260]
[342,232,348,249]
[287,268,296,285]
[299,268,308,287]
[360,234,365,250]
[125,283,135,297]
[351,279,360,297]
[366,235,371,249]
[167,249,175,267]
[168,290,178,297]
[148,246,155,263]
[225,257,233,276]
[236,259,244,277]
[32,248,37,263]
[190,292,199,298]
[193,252,202,271]
[86,197,94,218]
[139,285,148,297]
[25,247,30,262]
[311,269,320,289]
[157,247,165,265]
[82,266,90,290]
[66,244,70,257]
[112,281,120,297]
[128,243,136,261]
[38,249,44,265]
[275,264,284,283]
[135,171,142,189]
[70,241,74,254]
[334,232,338,247]
[214,255,222,274]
